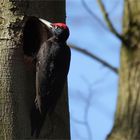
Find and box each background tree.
[68,0,140,139]
[0,0,70,139]
[107,0,140,139]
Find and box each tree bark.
[0,0,70,139]
[108,0,140,139]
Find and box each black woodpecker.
[23,16,71,138]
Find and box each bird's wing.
[31,41,71,137]
[35,41,58,112]
[35,41,71,111]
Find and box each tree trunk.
[0,0,70,139]
[108,0,140,139]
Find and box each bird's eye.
[52,25,63,35]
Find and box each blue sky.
[66,0,124,140]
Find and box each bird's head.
[39,19,70,42]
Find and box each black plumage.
[31,40,70,137]
[23,16,71,138]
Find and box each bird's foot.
[35,95,42,113]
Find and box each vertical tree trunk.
[0,0,70,139]
[108,0,140,139]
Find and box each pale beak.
[39,18,53,31]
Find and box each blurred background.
[66,0,124,140]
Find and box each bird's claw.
[35,96,42,113]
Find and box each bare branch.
[81,0,108,30]
[97,0,126,44]
[69,44,118,74]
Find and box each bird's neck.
[47,36,66,46]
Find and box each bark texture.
[108,0,140,140]
[0,0,70,139]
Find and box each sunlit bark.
[0,0,70,139]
